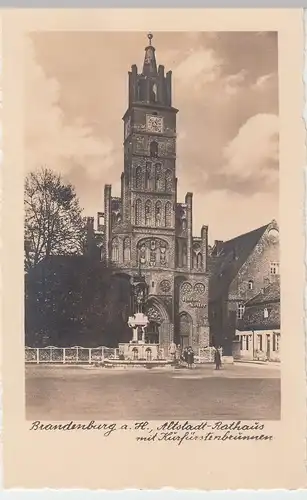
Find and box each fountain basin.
[118,342,162,362]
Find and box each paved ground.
[25,363,281,421]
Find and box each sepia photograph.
[24,29,281,422]
[2,7,305,490]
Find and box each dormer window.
[264,308,269,318]
[270,262,279,275]
[248,280,253,290]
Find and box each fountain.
[104,268,173,368]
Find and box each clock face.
[146,115,164,133]
[125,117,131,139]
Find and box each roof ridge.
[222,223,269,246]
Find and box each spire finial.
[147,32,153,46]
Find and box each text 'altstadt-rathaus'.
[87,34,280,359]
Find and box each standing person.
[214,347,222,370]
[187,347,195,369]
[183,346,188,367]
[187,347,194,369]
[175,344,182,364]
[169,341,176,361]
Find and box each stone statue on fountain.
[117,263,164,362]
[128,266,149,343]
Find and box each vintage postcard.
[1,8,306,490]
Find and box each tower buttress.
[104,184,112,263]
[201,225,208,272]
[185,192,193,270]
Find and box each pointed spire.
[143,32,157,76]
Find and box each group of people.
[168,342,222,370]
[181,346,195,369]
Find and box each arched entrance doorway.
[146,321,160,344]
[179,312,192,348]
[145,300,170,345]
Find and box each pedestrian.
[169,341,176,361]
[187,347,195,369]
[183,346,188,366]
[214,347,222,370]
[175,344,182,364]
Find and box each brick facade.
[92,35,210,350]
[87,35,278,356]
[209,221,280,355]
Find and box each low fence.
[25,346,118,364]
[25,345,222,365]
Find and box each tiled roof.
[240,281,280,331]
[241,303,280,331]
[209,223,269,301]
[245,281,280,306]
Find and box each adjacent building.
[235,281,280,361]
[208,220,280,357]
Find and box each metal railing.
[25,345,221,365]
[25,346,119,364]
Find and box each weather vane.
[147,32,153,45]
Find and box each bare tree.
[24,167,86,271]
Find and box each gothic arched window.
[111,237,119,262]
[135,199,142,225]
[165,202,172,227]
[197,253,203,269]
[182,242,187,267]
[155,201,162,227]
[176,240,181,268]
[145,162,151,190]
[150,83,157,103]
[123,237,131,262]
[155,163,163,190]
[193,243,201,269]
[165,170,172,191]
[136,166,142,189]
[137,80,144,101]
[150,141,158,158]
[179,312,192,348]
[145,200,152,226]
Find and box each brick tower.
[102,34,210,350]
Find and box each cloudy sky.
[25,31,278,243]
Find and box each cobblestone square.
[25,363,280,421]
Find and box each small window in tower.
[150,83,157,103]
[248,280,253,290]
[137,80,144,101]
[150,141,158,158]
